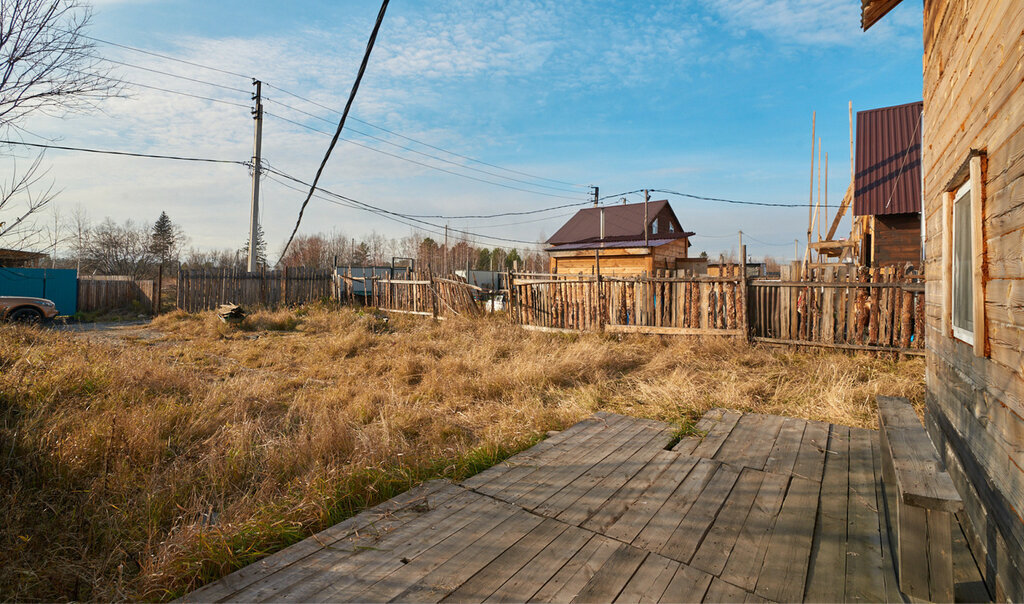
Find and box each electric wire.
[79,33,253,80]
[650,189,804,208]
[264,112,586,201]
[262,81,589,190]
[263,95,584,194]
[0,139,247,165]
[98,56,251,93]
[278,0,391,263]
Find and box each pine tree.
[240,223,268,269]
[149,211,179,268]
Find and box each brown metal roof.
[546,200,692,245]
[854,101,922,216]
[861,0,904,30]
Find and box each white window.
[652,219,659,235]
[951,180,973,344]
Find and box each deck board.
[185,411,991,603]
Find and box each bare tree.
[1,0,121,248]
[0,152,56,247]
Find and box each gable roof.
[861,0,904,30]
[854,101,923,216]
[546,200,693,246]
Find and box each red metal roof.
[854,101,922,216]
[546,201,692,245]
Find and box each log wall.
[920,1,1024,600]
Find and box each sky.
[11,0,924,262]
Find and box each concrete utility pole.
[592,186,599,207]
[247,79,264,273]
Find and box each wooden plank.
[762,417,806,475]
[876,396,963,512]
[358,506,545,603]
[482,525,593,604]
[528,422,666,517]
[690,468,765,576]
[690,410,742,458]
[803,425,850,602]
[714,414,785,471]
[656,563,713,603]
[442,518,569,603]
[659,464,741,563]
[235,488,487,602]
[632,458,719,553]
[926,508,955,602]
[530,535,622,603]
[571,544,648,603]
[952,516,992,603]
[791,420,829,483]
[718,471,789,592]
[180,480,460,602]
[602,324,745,337]
[599,454,702,544]
[582,451,687,535]
[552,426,672,525]
[843,428,887,603]
[753,476,821,603]
[613,553,678,604]
[703,577,752,603]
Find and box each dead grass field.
[0,305,924,601]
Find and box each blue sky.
[21,0,923,261]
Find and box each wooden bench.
[876,395,964,602]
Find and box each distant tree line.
[43,207,546,278]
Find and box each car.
[0,296,59,324]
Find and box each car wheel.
[9,307,43,324]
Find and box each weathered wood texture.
[748,265,925,352]
[918,0,1024,600]
[176,267,335,311]
[77,276,158,313]
[183,410,989,603]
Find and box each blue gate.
[0,267,78,315]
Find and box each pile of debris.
[217,304,246,325]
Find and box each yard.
[0,305,923,601]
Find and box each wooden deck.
[182,410,990,603]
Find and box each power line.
[261,81,589,189]
[77,69,250,108]
[650,189,804,208]
[265,111,586,201]
[79,33,253,80]
[263,95,583,194]
[0,139,247,165]
[278,0,391,264]
[266,166,544,246]
[98,56,250,93]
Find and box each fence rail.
[364,272,481,318]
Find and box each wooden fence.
[176,268,336,312]
[748,265,924,353]
[357,272,481,318]
[510,270,746,336]
[510,265,924,353]
[77,276,158,313]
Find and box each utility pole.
[592,186,599,207]
[805,111,816,278]
[247,79,264,273]
[443,224,449,275]
[643,189,649,246]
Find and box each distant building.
[853,101,923,268]
[545,200,694,276]
[0,248,46,268]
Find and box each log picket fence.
[509,265,924,354]
[359,271,481,318]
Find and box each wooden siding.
[872,213,921,267]
[921,1,1024,601]
[550,239,690,277]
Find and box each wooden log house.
[863,1,1024,600]
[546,200,694,277]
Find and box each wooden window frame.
[941,152,986,357]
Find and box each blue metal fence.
[0,267,78,315]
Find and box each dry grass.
[0,304,924,601]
